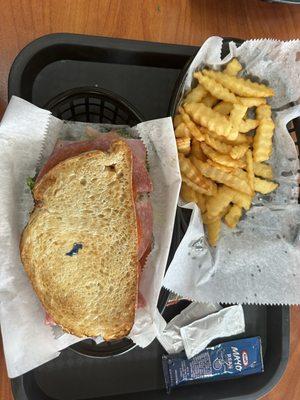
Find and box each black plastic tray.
[8,33,290,400]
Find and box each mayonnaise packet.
[157,302,221,354]
[181,305,245,359]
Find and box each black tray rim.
[7,33,291,400]
[8,32,198,102]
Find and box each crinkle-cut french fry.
[238,97,267,107]
[191,157,252,195]
[201,94,219,108]
[179,107,205,141]
[229,104,248,140]
[185,84,207,103]
[191,139,207,161]
[254,177,278,194]
[253,162,273,180]
[253,105,275,162]
[180,182,198,203]
[194,71,239,104]
[239,119,259,133]
[173,114,183,128]
[175,122,190,138]
[221,186,252,210]
[176,137,191,154]
[202,69,275,98]
[213,101,233,116]
[234,168,278,195]
[208,129,250,145]
[204,133,232,154]
[206,185,233,217]
[207,159,236,173]
[184,102,233,138]
[230,143,249,159]
[246,150,255,193]
[179,154,217,196]
[201,142,246,168]
[224,58,243,76]
[224,205,243,228]
[256,104,272,120]
[181,174,217,196]
[197,193,207,213]
[206,218,221,247]
[191,156,252,195]
[202,212,219,224]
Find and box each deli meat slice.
[136,196,153,260]
[37,133,152,193]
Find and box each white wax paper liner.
[0,96,181,377]
[163,37,300,305]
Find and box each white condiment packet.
[181,305,245,359]
[163,36,300,305]
[157,302,221,354]
[0,96,180,377]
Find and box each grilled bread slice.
[20,141,139,339]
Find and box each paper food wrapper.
[163,37,300,305]
[0,96,181,378]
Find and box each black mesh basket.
[44,87,144,358]
[44,86,144,125]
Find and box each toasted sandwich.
[20,132,153,339]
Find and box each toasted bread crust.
[20,141,139,339]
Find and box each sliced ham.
[136,196,153,260]
[37,133,152,193]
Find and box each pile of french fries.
[175,58,278,246]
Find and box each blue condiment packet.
[162,336,264,393]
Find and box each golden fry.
[253,162,273,180]
[204,133,232,154]
[173,114,183,128]
[191,139,207,161]
[206,185,234,217]
[253,105,275,162]
[246,150,255,193]
[201,94,219,108]
[185,84,207,103]
[197,193,207,213]
[224,205,243,228]
[202,212,219,224]
[221,186,252,210]
[175,122,190,138]
[201,142,246,168]
[224,58,243,76]
[176,137,191,155]
[254,177,278,194]
[234,168,278,195]
[194,71,239,104]
[213,101,233,116]
[184,102,233,138]
[180,182,198,203]
[256,104,272,119]
[230,143,249,159]
[207,159,236,173]
[239,119,259,133]
[206,218,221,247]
[179,107,205,141]
[191,156,252,195]
[229,104,248,140]
[208,129,250,145]
[179,154,217,196]
[181,175,217,196]
[203,69,275,98]
[238,97,267,107]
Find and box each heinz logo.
[242,351,249,366]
